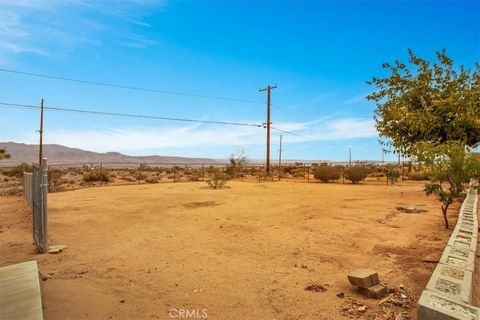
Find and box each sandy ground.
[0,180,458,320]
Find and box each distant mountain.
[0,142,220,165]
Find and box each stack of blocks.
[417,183,479,319]
[347,268,387,299]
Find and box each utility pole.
[38,98,44,166]
[278,135,283,166]
[382,149,385,166]
[349,147,352,166]
[259,85,277,174]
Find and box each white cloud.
[9,118,378,154]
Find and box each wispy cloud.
[344,92,368,105]
[0,0,165,63]
[8,118,377,154]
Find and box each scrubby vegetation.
[206,169,229,189]
[344,166,368,184]
[314,165,340,182]
[82,169,110,183]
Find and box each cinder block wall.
[417,183,479,319]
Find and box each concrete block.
[417,290,480,320]
[359,283,387,299]
[426,264,473,304]
[0,261,44,320]
[347,269,379,289]
[448,232,477,252]
[439,246,475,273]
[454,220,476,235]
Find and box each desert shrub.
[134,171,148,181]
[121,175,136,182]
[82,170,110,182]
[226,151,248,178]
[145,176,159,184]
[408,171,430,181]
[385,166,400,183]
[187,174,200,181]
[291,167,306,178]
[2,163,33,178]
[206,169,229,189]
[344,166,368,184]
[48,169,65,185]
[314,165,340,182]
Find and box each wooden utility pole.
[259,85,277,173]
[38,98,44,166]
[278,135,283,166]
[349,147,352,166]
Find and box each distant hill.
[0,142,220,165]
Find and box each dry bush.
[2,163,33,178]
[344,166,368,184]
[145,176,160,184]
[134,171,148,181]
[82,170,110,182]
[408,171,431,181]
[206,169,229,189]
[121,175,136,182]
[314,165,340,182]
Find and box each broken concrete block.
[417,289,480,320]
[48,244,67,254]
[359,283,387,299]
[347,269,379,289]
[426,264,473,304]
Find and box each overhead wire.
[0,102,263,128]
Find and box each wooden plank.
[0,261,44,320]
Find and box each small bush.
[187,174,200,181]
[145,176,159,184]
[344,166,368,184]
[408,171,430,181]
[134,171,148,181]
[207,169,229,189]
[82,170,110,182]
[121,175,136,182]
[314,165,340,182]
[2,163,33,178]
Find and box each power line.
[0,102,263,128]
[0,68,264,104]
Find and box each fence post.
[100,163,103,186]
[40,158,48,253]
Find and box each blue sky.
[0,0,478,161]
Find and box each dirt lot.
[0,180,457,319]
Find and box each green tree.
[0,148,10,160]
[368,49,480,156]
[418,142,479,229]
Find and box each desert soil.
[0,180,458,320]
